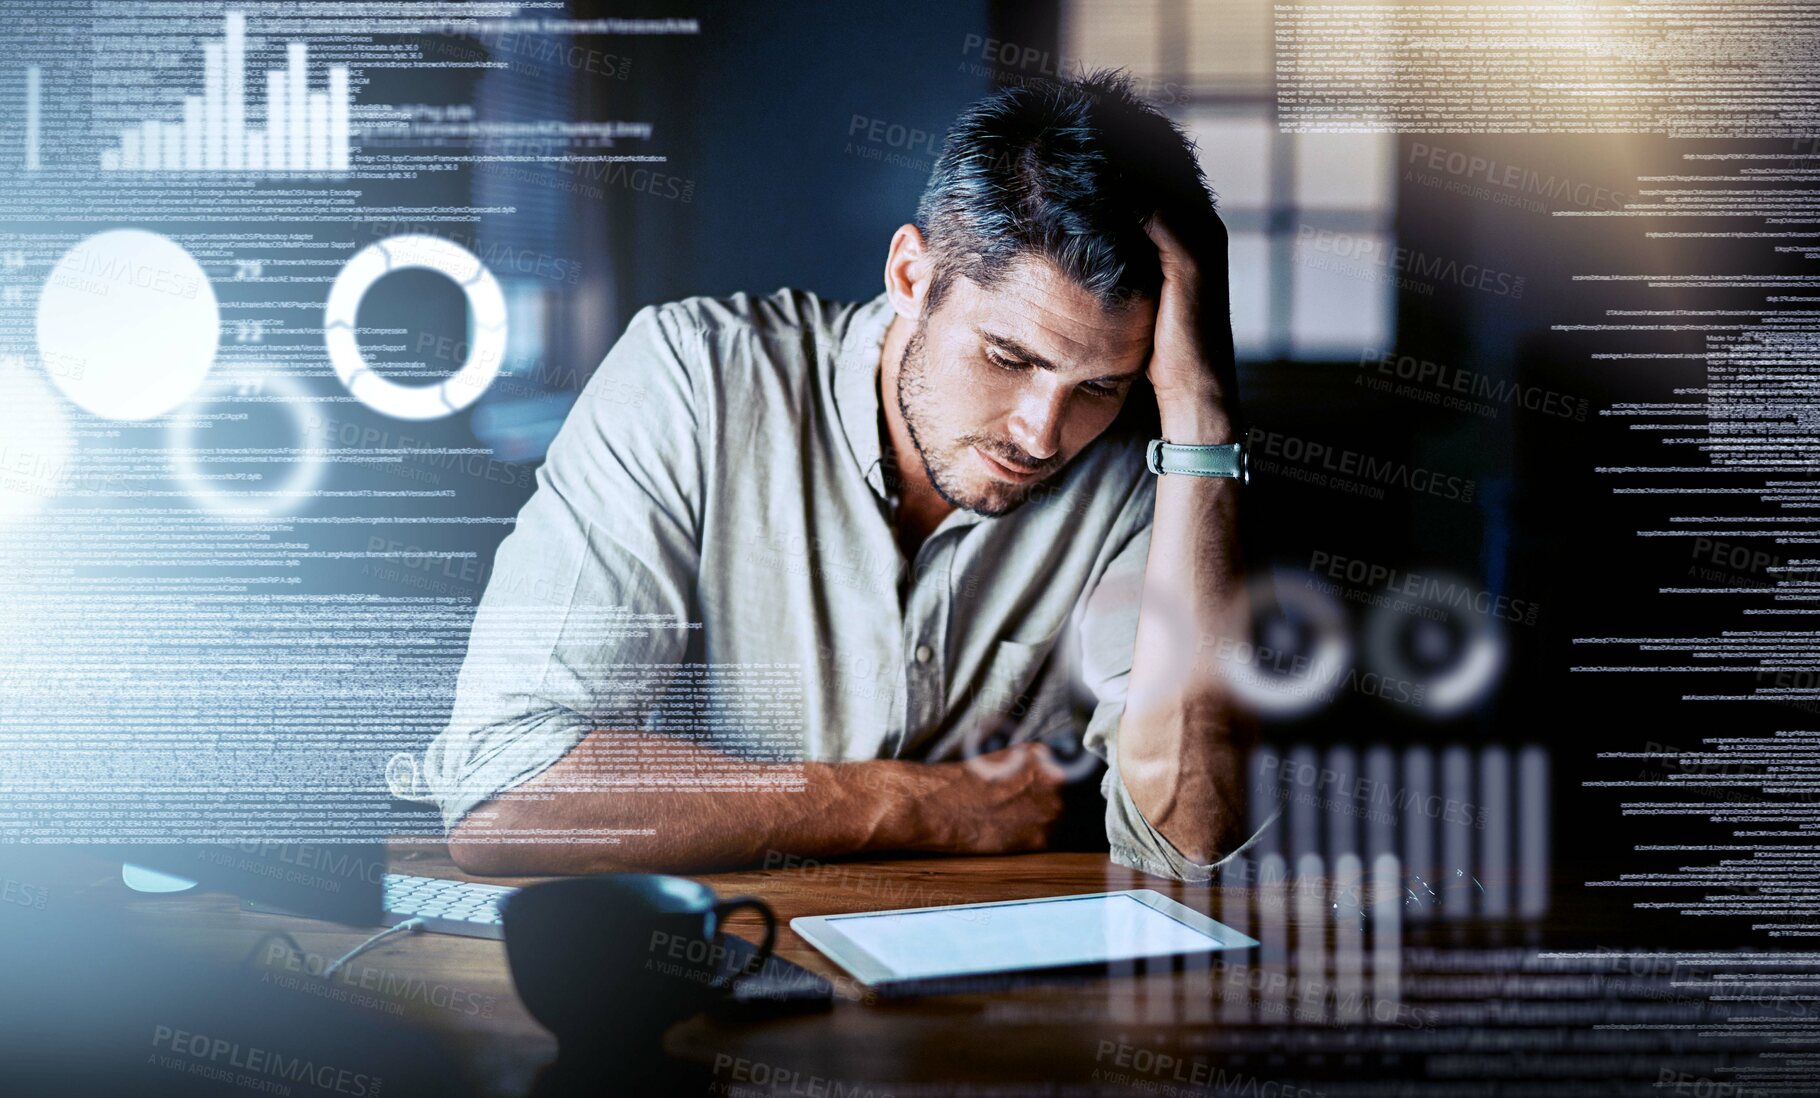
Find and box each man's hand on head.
[1143,211,1239,445]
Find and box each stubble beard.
[895,320,1052,518]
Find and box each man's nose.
[1007,381,1068,461]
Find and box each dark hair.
[915,70,1216,314]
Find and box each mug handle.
[709,895,777,991]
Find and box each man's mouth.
[973,445,1045,483]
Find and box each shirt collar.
[834,293,896,499]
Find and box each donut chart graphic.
[1362,573,1505,719]
[323,234,507,420]
[168,371,326,519]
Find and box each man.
[429,71,1263,881]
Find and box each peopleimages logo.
[1260,750,1486,830]
[1246,427,1476,503]
[1358,349,1589,422]
[52,243,202,300]
[1093,1041,1324,1096]
[150,1026,377,1096]
[1406,141,1631,213]
[1309,550,1541,626]
[955,33,1184,104]
[1295,226,1526,299]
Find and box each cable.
[243,929,308,970]
[322,918,425,982]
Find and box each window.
[1061,0,1397,361]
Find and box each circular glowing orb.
[35,229,220,420]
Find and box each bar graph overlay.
[100,12,350,174]
[24,65,41,170]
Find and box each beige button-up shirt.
[425,288,1237,880]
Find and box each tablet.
[792,889,1257,986]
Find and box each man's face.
[896,257,1156,516]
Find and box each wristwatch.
[1145,439,1248,484]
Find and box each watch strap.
[1146,439,1247,483]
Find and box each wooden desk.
[106,845,1278,1096]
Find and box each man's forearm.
[447,730,1060,875]
[1115,399,1255,865]
[450,731,932,874]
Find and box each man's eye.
[1084,380,1124,397]
[984,351,1022,371]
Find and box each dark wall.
[579,0,1008,323]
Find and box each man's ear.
[883,224,933,321]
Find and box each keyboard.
[380,872,517,940]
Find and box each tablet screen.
[822,893,1227,981]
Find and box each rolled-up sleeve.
[424,305,705,830]
[1077,518,1277,883]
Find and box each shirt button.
[914,644,933,664]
